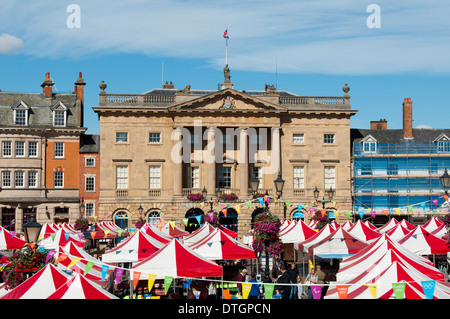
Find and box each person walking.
[275,264,291,299]
[287,262,299,299]
[304,267,318,299]
[236,268,247,295]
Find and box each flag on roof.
[223,29,229,39]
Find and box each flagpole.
[225,33,228,66]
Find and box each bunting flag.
[370,210,376,218]
[246,201,252,209]
[358,211,364,220]
[444,194,449,202]
[221,208,227,217]
[433,199,438,207]
[382,209,389,216]
[169,221,176,230]
[311,285,322,299]
[115,268,125,285]
[183,218,189,226]
[67,257,81,269]
[321,209,326,218]
[336,285,349,299]
[133,271,141,290]
[394,208,401,215]
[392,282,406,299]
[90,231,96,240]
[346,211,352,219]
[54,253,68,264]
[164,276,173,295]
[329,211,335,219]
[242,283,252,299]
[234,205,240,214]
[365,283,377,299]
[45,250,57,263]
[285,201,291,207]
[148,273,157,292]
[407,205,413,213]
[264,284,274,299]
[50,233,57,241]
[84,261,95,276]
[257,197,264,206]
[297,204,303,213]
[421,280,435,299]
[101,265,109,282]
[195,215,202,225]
[309,207,315,216]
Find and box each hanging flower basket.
[204,212,220,228]
[219,193,239,202]
[187,193,204,202]
[252,211,283,256]
[135,217,145,229]
[74,217,90,232]
[1,245,51,290]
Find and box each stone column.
[172,127,183,197]
[271,127,281,183]
[15,205,23,234]
[239,128,249,197]
[205,127,216,196]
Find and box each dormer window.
[361,135,377,153]
[12,100,29,126]
[51,102,67,127]
[434,134,450,153]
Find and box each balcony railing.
[102,94,175,106]
[354,142,450,156]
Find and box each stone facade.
[93,70,357,238]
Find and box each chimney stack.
[370,119,387,130]
[41,72,54,98]
[403,98,413,139]
[163,81,174,89]
[74,72,86,128]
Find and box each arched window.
[146,210,162,226]
[219,208,238,232]
[290,208,305,222]
[114,211,129,230]
[185,208,204,233]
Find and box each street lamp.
[440,168,450,195]
[249,177,260,196]
[23,213,42,243]
[79,201,85,218]
[202,186,214,212]
[313,186,320,201]
[138,204,144,215]
[273,173,285,199]
[202,187,207,200]
[327,187,335,201]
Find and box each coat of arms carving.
[220,96,235,109]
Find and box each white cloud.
[0,33,23,54]
[2,0,450,75]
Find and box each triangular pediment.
[433,133,450,143]
[168,88,286,112]
[51,101,68,111]
[360,135,377,143]
[11,100,29,110]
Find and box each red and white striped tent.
[132,239,223,280]
[340,221,353,231]
[398,226,450,255]
[102,228,165,263]
[347,220,382,243]
[423,217,445,233]
[325,261,450,299]
[47,273,118,299]
[399,219,416,231]
[364,220,378,230]
[279,220,317,245]
[431,224,448,240]
[161,222,190,238]
[57,242,112,285]
[38,229,85,250]
[377,218,399,233]
[296,224,335,252]
[189,228,256,260]
[336,234,444,283]
[96,221,122,237]
[306,227,369,258]
[219,225,238,238]
[38,223,60,239]
[0,226,27,249]
[1,264,72,299]
[142,224,172,244]
[384,223,410,241]
[183,223,215,246]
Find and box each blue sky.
[1,0,450,135]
